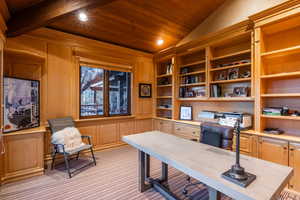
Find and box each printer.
[199,110,252,129]
[218,112,252,129]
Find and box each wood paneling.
[48,0,225,52]
[135,119,153,133]
[6,0,118,37]
[99,123,119,145]
[5,0,44,13]
[2,132,44,184]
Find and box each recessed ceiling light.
[78,12,88,22]
[157,39,164,46]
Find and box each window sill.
[75,115,136,123]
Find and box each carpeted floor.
[0,146,299,200]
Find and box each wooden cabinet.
[289,143,300,191]
[233,133,258,157]
[258,137,288,166]
[1,130,45,184]
[174,123,200,140]
[154,120,173,134]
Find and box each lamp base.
[222,166,256,187]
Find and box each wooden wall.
[3,27,155,164]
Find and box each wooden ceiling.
[5,0,225,53]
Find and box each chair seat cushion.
[65,144,92,155]
[51,127,85,153]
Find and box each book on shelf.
[210,84,221,97]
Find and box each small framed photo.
[179,105,193,120]
[139,83,152,98]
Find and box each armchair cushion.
[51,127,85,153]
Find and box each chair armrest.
[81,135,92,145]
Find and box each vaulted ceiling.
[4,0,225,53]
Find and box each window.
[80,65,131,118]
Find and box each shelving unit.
[155,57,174,119]
[256,13,300,137]
[208,32,253,100]
[177,49,207,100]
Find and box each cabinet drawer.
[160,120,173,134]
[174,123,200,140]
[233,134,251,153]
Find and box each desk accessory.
[222,119,256,187]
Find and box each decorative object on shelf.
[215,71,227,81]
[228,68,239,80]
[181,67,189,74]
[239,69,251,78]
[139,83,152,98]
[292,111,300,116]
[212,59,251,69]
[158,77,170,85]
[179,105,193,120]
[233,87,249,97]
[222,118,256,187]
[219,112,252,129]
[193,86,206,97]
[3,77,40,133]
[264,128,284,135]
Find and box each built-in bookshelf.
[257,14,300,137]
[208,33,253,101]
[177,49,207,100]
[155,57,174,119]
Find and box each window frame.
[79,64,132,119]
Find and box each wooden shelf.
[261,45,300,58]
[178,97,208,101]
[180,82,206,87]
[157,73,172,78]
[210,63,251,72]
[210,77,251,84]
[156,107,172,111]
[179,70,205,76]
[261,93,300,97]
[208,97,254,102]
[211,49,251,61]
[157,96,172,99]
[157,84,172,88]
[261,115,300,121]
[181,60,206,68]
[178,97,254,102]
[260,71,300,79]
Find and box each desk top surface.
[123,131,293,200]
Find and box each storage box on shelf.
[177,48,207,100]
[208,32,253,101]
[155,57,174,119]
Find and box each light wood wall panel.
[46,43,75,120]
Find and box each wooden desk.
[123,131,293,200]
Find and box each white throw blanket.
[51,127,85,153]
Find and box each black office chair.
[182,122,234,198]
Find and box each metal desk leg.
[145,153,150,179]
[138,150,151,192]
[161,162,168,183]
[208,187,221,200]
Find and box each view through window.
[80,65,131,118]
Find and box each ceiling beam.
[6,0,118,37]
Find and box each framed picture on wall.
[3,77,40,133]
[179,105,193,120]
[139,83,152,98]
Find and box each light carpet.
[0,146,299,200]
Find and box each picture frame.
[179,105,193,120]
[3,77,40,133]
[139,83,152,98]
